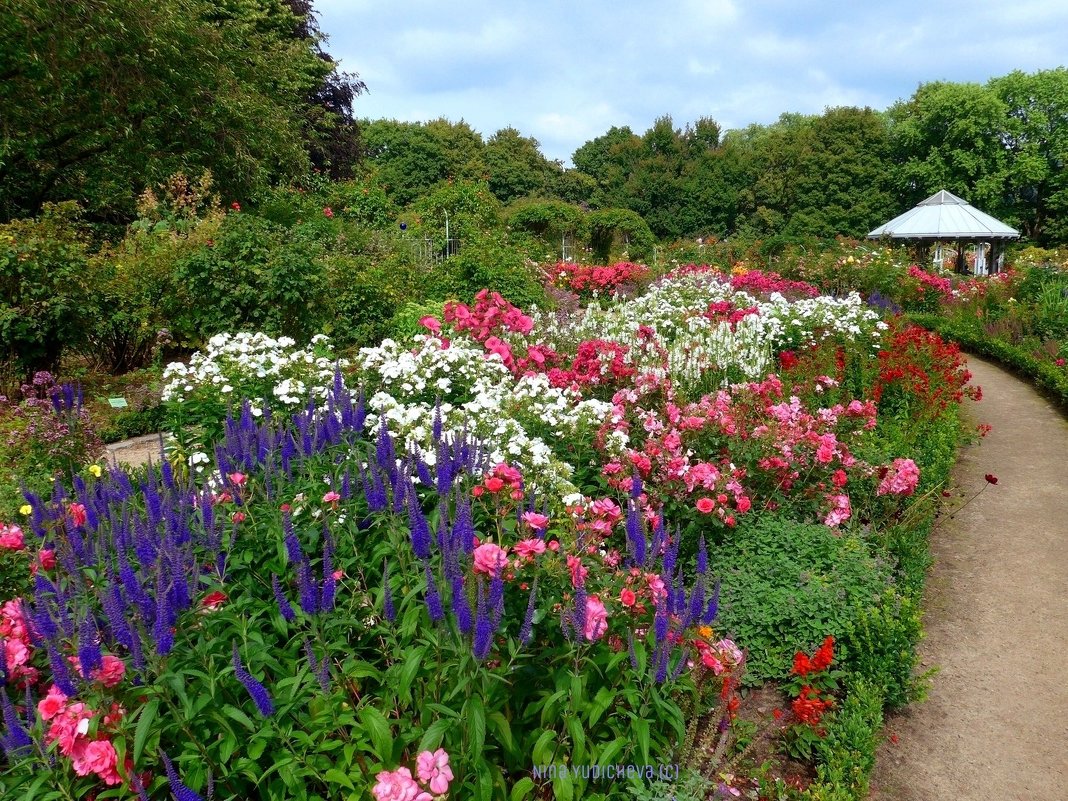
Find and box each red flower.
[201,591,227,610]
[620,588,637,607]
[812,635,834,671]
[68,503,87,527]
[695,497,715,514]
[985,474,998,485]
[230,201,241,211]
[484,477,504,493]
[792,651,813,677]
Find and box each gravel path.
[104,433,164,470]
[870,356,1068,800]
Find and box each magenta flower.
[876,458,920,497]
[322,491,341,505]
[416,748,454,794]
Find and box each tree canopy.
[0,0,364,221]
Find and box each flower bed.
[0,267,974,800]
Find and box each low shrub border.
[908,313,1068,412]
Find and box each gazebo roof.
[867,190,1020,240]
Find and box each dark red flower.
[985,474,998,485]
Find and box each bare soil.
[870,356,1068,800]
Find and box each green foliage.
[0,0,362,221]
[803,680,884,801]
[709,515,897,685]
[171,212,329,343]
[587,208,655,262]
[0,203,94,376]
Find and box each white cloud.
[317,0,1068,163]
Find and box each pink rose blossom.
[584,596,609,641]
[521,511,550,531]
[0,524,24,551]
[473,543,508,576]
[93,655,126,688]
[322,491,341,504]
[38,686,68,721]
[514,538,546,561]
[416,748,454,794]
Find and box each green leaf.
[465,695,486,755]
[488,711,514,755]
[551,769,574,801]
[587,687,615,728]
[396,647,425,706]
[633,717,650,765]
[510,777,536,801]
[595,737,628,768]
[532,729,556,766]
[324,769,355,790]
[359,706,394,763]
[417,718,454,753]
[133,698,159,765]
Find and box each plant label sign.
[108,397,129,408]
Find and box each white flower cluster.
[530,273,885,392]
[357,336,609,499]
[357,334,510,403]
[162,332,345,406]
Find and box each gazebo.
[867,189,1020,275]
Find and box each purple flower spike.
[424,562,444,623]
[519,579,538,646]
[272,574,295,622]
[1,689,33,753]
[232,643,274,716]
[472,583,493,659]
[162,751,206,801]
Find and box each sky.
[315,0,1068,165]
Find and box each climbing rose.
[620,588,637,607]
[695,497,715,514]
[514,539,546,561]
[584,596,609,641]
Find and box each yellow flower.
[19,504,33,516]
[89,464,103,477]
[698,626,714,640]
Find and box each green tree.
[0,0,362,221]
[483,127,561,203]
[888,81,1010,213]
[990,68,1068,242]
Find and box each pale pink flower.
[416,748,454,794]
[322,491,341,504]
[877,458,920,497]
[373,767,423,801]
[824,494,852,528]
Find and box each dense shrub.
[0,203,94,377]
[709,515,900,685]
[171,212,330,343]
